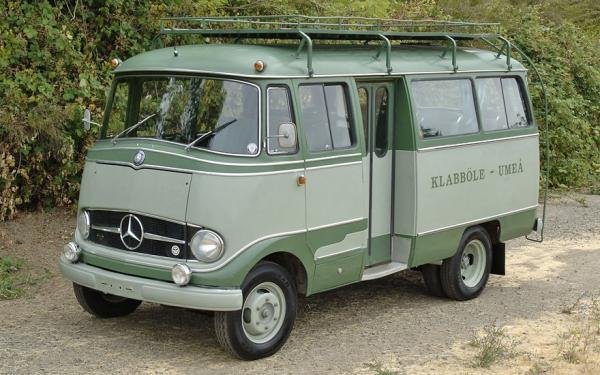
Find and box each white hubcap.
[241,282,286,343]
[460,239,486,288]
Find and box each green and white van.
[59,16,544,359]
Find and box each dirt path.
[0,194,599,374]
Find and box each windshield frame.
[101,73,262,158]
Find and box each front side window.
[104,76,259,156]
[411,79,478,138]
[267,86,297,155]
[299,83,354,152]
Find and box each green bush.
[1,0,598,220]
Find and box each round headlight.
[77,210,90,240]
[171,263,192,286]
[63,242,81,263]
[190,230,224,263]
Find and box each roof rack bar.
[496,36,513,71]
[296,31,314,77]
[375,34,393,74]
[441,35,458,72]
[160,16,500,32]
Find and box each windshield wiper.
[185,118,238,151]
[112,112,159,144]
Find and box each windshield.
[103,76,260,155]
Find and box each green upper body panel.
[114,43,525,78]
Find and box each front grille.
[87,210,192,259]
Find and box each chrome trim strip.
[89,147,304,167]
[115,68,527,80]
[144,233,186,245]
[92,160,304,177]
[417,133,539,152]
[308,217,366,232]
[196,168,305,177]
[78,237,175,270]
[85,208,195,227]
[417,205,539,236]
[90,225,120,234]
[314,246,363,261]
[306,160,363,171]
[305,153,362,163]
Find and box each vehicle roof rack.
[154,15,508,75]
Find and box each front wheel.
[214,261,297,360]
[73,283,142,318]
[440,226,492,300]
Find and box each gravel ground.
[0,194,598,374]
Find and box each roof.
[115,43,525,79]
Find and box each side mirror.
[82,108,101,131]
[277,123,297,149]
[83,108,92,131]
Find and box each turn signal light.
[110,58,122,69]
[254,60,266,72]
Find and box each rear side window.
[476,78,508,131]
[502,78,529,128]
[411,79,478,138]
[299,84,354,152]
[476,77,530,131]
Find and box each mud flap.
[491,242,505,275]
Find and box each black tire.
[214,261,297,360]
[420,264,446,298]
[73,283,142,318]
[440,226,492,301]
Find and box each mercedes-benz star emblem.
[119,214,144,250]
[133,150,145,166]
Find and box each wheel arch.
[476,220,501,245]
[260,252,309,295]
[467,221,505,275]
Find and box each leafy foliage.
[1,0,598,220]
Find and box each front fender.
[190,231,316,291]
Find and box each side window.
[411,79,478,138]
[267,86,297,155]
[502,78,530,128]
[358,87,368,150]
[299,83,354,152]
[324,85,352,148]
[476,78,508,131]
[374,87,389,157]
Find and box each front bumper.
[59,257,243,311]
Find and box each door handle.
[297,175,306,186]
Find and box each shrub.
[1,0,598,220]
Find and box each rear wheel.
[440,226,492,300]
[73,283,141,318]
[214,261,297,360]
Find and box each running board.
[361,262,408,281]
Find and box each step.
[361,262,408,281]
